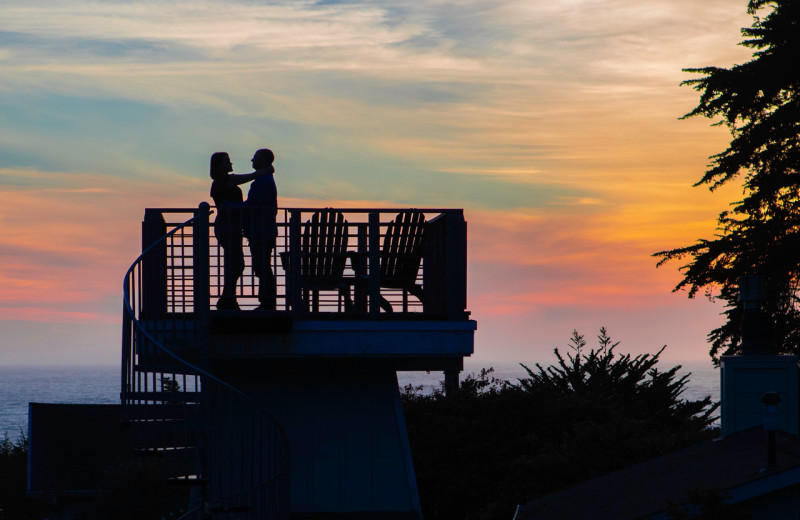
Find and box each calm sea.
[0,361,719,441]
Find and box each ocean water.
[398,359,720,405]
[0,366,120,442]
[0,361,720,441]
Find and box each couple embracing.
[209,148,278,311]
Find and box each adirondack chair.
[280,209,352,312]
[379,211,425,312]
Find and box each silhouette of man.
[244,149,278,310]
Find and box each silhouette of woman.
[209,152,272,310]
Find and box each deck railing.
[141,205,468,318]
[123,207,290,519]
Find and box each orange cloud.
[0,168,211,324]
[464,177,732,321]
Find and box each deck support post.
[444,369,460,395]
[142,209,167,316]
[194,203,211,326]
[289,210,303,312]
[368,212,381,316]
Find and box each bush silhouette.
[402,328,719,520]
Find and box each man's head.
[252,149,274,170]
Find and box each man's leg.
[261,234,277,309]
[251,236,276,310]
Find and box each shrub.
[517,328,718,432]
[402,328,719,520]
[0,431,48,520]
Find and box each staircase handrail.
[122,207,276,411]
[122,205,290,519]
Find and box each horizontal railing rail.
[123,206,290,519]
[141,205,468,318]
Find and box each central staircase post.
[194,203,211,327]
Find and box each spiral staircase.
[121,206,290,519]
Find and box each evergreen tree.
[655,0,800,362]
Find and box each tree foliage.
[655,0,800,362]
[402,329,718,520]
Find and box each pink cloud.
[0,170,728,364]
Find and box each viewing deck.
[134,206,475,369]
[121,205,478,517]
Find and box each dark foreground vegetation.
[0,431,186,520]
[402,328,719,520]
[0,432,44,520]
[1,329,718,520]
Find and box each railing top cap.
[147,207,463,213]
[282,207,462,213]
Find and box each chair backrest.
[380,211,425,286]
[302,210,349,283]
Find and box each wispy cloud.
[0,0,759,363]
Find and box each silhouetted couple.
[209,149,277,311]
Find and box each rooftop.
[515,427,800,520]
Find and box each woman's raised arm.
[226,165,275,186]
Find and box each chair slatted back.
[380,211,425,286]
[302,210,349,285]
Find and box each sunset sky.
[0,0,759,366]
